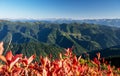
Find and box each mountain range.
[2,18,120,27]
[48,19,120,27]
[0,19,120,59]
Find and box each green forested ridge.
[3,42,63,61]
[0,20,120,58]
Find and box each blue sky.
[0,0,120,19]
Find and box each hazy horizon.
[0,0,120,19]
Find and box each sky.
[0,0,120,19]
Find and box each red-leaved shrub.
[0,42,119,76]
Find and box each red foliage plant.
[0,42,119,76]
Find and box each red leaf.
[12,54,23,61]
[42,69,47,76]
[93,57,100,65]
[5,51,13,61]
[96,52,100,60]
[28,55,35,65]
[14,54,23,58]
[59,53,62,60]
[64,48,72,57]
[0,42,4,55]
[12,67,22,76]
[9,57,20,71]
[40,56,48,67]
[21,58,28,65]
[72,55,78,65]
[0,55,7,63]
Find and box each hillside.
[4,42,63,61]
[87,45,120,67]
[0,20,120,57]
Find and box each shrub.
[0,42,119,76]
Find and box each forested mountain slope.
[0,20,120,57]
